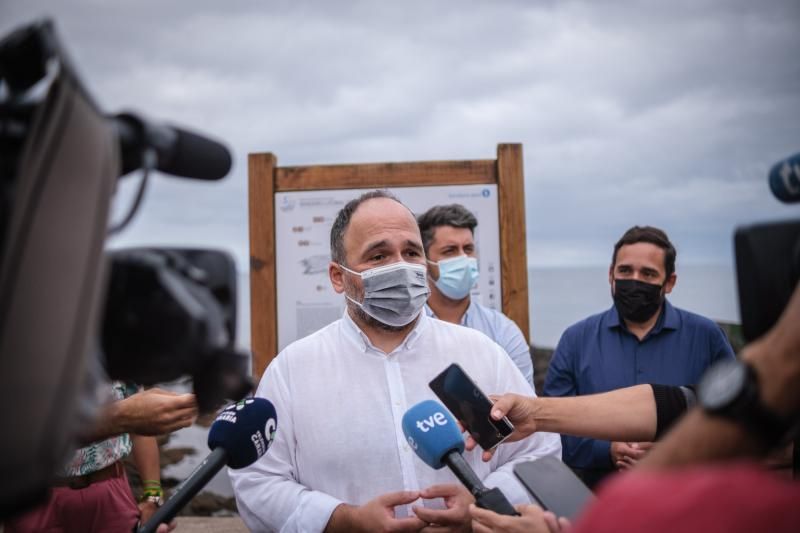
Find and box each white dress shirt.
[230,311,561,533]
[425,300,534,388]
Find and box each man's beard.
[344,278,411,333]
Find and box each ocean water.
[236,264,739,352]
[167,264,739,498]
[528,264,739,348]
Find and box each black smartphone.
[429,363,514,451]
[514,458,594,521]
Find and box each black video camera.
[734,152,800,341]
[0,19,251,518]
[734,218,800,342]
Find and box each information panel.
[274,184,501,351]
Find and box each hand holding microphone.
[138,397,277,533]
[401,400,519,517]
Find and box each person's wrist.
[325,503,359,533]
[112,395,136,434]
[99,398,126,436]
[527,396,541,421]
[140,479,164,507]
[741,336,800,419]
[528,397,552,433]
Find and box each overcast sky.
[3,0,799,269]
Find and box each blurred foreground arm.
[640,282,800,470]
[79,388,197,444]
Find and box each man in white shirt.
[418,204,534,388]
[230,191,560,532]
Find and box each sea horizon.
[235,262,739,351]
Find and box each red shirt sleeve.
[572,463,800,533]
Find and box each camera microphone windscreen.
[769,152,800,203]
[114,112,232,181]
[401,399,464,469]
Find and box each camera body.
[0,20,248,518]
[103,248,251,412]
[735,219,800,342]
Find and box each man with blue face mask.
[230,191,561,532]
[418,204,534,388]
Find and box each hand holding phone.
[429,363,514,451]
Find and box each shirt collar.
[342,309,428,354]
[462,299,477,326]
[659,299,680,331]
[424,300,473,326]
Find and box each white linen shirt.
[425,300,535,388]
[230,311,561,533]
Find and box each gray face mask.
[339,262,430,327]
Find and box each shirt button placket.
[384,355,419,494]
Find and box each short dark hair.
[330,190,402,265]
[612,226,677,278]
[417,204,478,254]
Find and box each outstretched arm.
[79,388,197,444]
[469,385,658,462]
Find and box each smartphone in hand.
[514,458,594,520]
[429,363,514,451]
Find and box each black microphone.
[138,398,277,533]
[401,400,519,516]
[769,152,800,203]
[113,111,232,180]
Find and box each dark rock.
[162,446,197,467]
[531,345,554,396]
[178,491,238,517]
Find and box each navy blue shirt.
[543,299,735,471]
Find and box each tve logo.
[415,411,449,432]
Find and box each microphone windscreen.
[769,152,800,203]
[401,400,464,469]
[208,397,277,469]
[161,126,232,181]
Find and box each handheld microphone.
[113,111,232,180]
[401,400,519,516]
[769,152,800,203]
[138,397,277,533]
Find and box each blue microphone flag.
[401,399,464,469]
[769,152,800,203]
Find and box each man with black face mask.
[543,226,735,489]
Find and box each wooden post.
[496,143,530,343]
[248,153,277,380]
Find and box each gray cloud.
[2,0,798,270]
